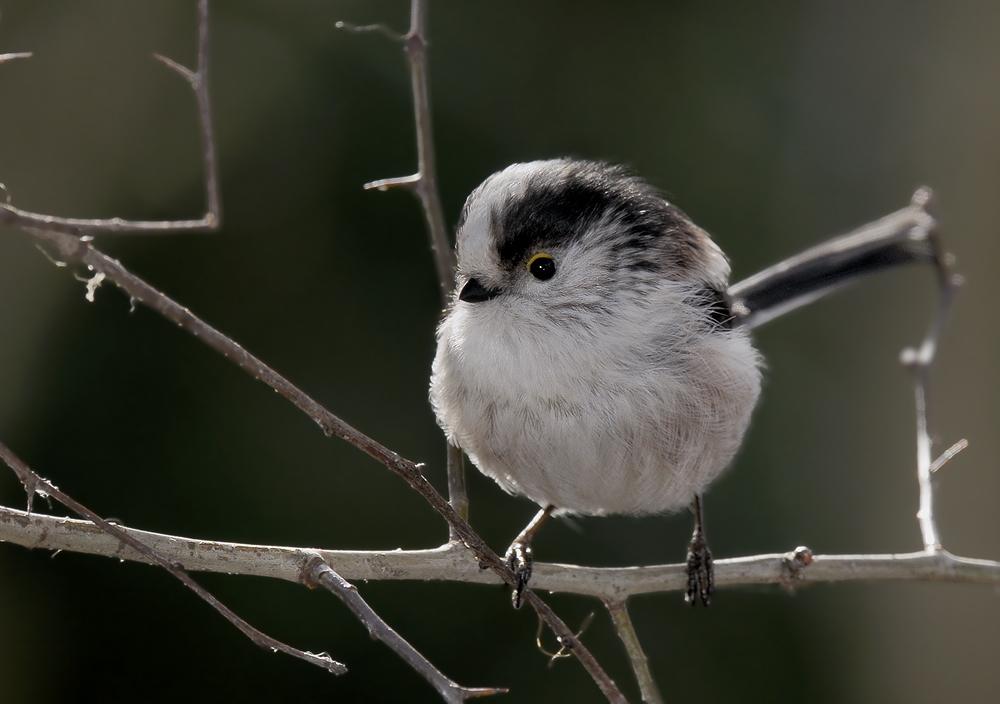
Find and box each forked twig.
[0,0,219,235]
[304,558,505,702]
[0,441,346,675]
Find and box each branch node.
[404,28,426,56]
[781,546,814,583]
[153,52,198,86]
[911,185,936,212]
[72,270,106,302]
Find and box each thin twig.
[0,51,32,63]
[334,20,406,44]
[304,558,505,702]
[0,441,346,675]
[929,438,968,473]
[5,506,999,599]
[0,0,219,235]
[899,196,962,551]
[605,600,663,704]
[342,0,467,537]
[352,0,455,293]
[21,227,626,703]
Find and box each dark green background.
[0,2,998,702]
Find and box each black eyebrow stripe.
[490,161,708,275]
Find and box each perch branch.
[0,441,345,675]
[4,506,999,599]
[304,558,505,702]
[0,0,219,235]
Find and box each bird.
[430,159,763,607]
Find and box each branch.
[340,0,468,537]
[900,229,963,551]
[0,51,31,64]
[605,600,663,704]
[16,228,625,702]
[351,0,455,294]
[0,0,219,235]
[304,558,505,702]
[0,442,345,675]
[5,506,999,598]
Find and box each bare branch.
[605,599,663,704]
[5,506,999,600]
[0,0,219,235]
[900,266,962,551]
[0,442,346,675]
[343,0,467,537]
[305,558,505,702]
[21,227,626,703]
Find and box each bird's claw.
[685,533,714,606]
[505,539,533,609]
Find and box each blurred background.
[0,1,998,702]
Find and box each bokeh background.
[0,1,998,702]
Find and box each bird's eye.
[527,253,556,281]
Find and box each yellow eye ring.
[527,252,556,281]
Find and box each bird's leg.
[505,505,554,609]
[686,493,714,606]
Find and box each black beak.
[459,278,502,303]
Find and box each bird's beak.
[459,278,503,303]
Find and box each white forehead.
[457,161,559,276]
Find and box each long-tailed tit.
[430,159,940,606]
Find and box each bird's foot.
[685,532,714,606]
[504,538,533,609]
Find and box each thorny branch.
[353,0,454,294]
[0,441,345,674]
[337,0,470,538]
